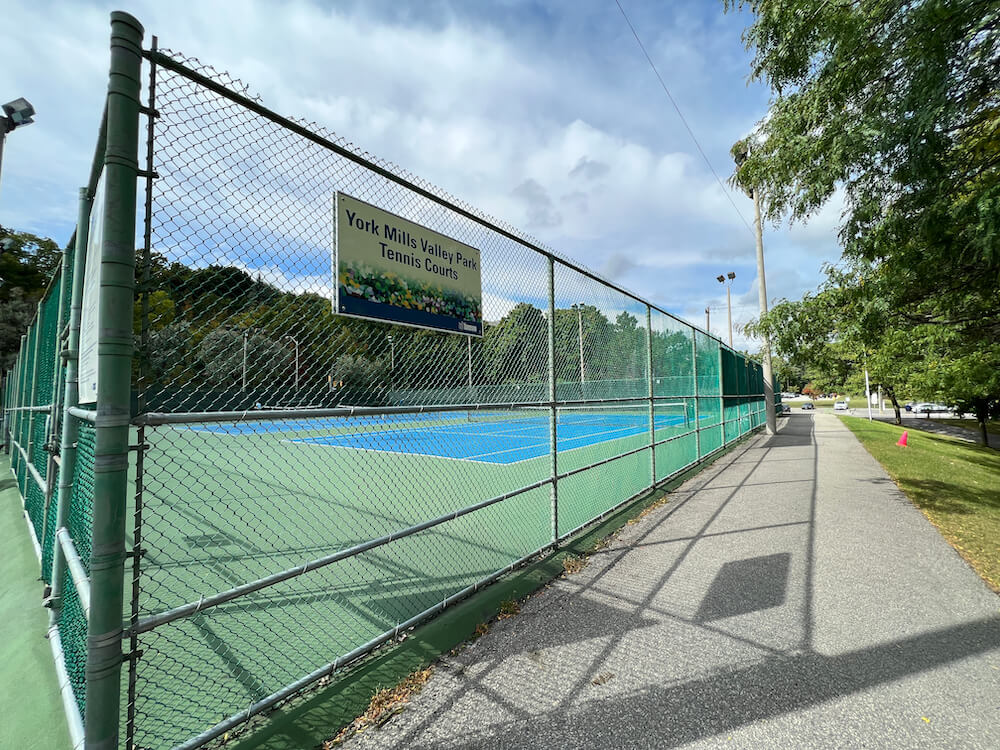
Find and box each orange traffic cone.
[896,430,908,447]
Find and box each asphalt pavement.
[341,411,1000,750]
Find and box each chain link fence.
[4,227,88,742]
[3,13,773,749]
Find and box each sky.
[0,0,846,352]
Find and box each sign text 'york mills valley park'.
[343,207,479,282]
[334,192,483,336]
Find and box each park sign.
[78,174,105,405]
[333,192,483,336]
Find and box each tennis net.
[467,402,688,429]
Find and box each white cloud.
[1,0,845,341]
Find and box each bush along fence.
[2,11,776,749]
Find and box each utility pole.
[752,187,776,435]
[705,307,710,335]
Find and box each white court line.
[282,439,518,466]
[285,419,651,465]
[288,432,549,464]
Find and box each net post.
[548,257,558,547]
[646,305,654,487]
[85,11,144,750]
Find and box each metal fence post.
[548,257,558,546]
[9,341,23,462]
[691,330,700,460]
[13,334,28,481]
[646,306,655,487]
[718,343,726,445]
[85,11,143,750]
[49,188,94,625]
[25,303,44,467]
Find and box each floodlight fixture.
[716,271,735,348]
[1,97,36,196]
[2,98,35,129]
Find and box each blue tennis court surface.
[288,411,687,465]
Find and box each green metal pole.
[40,265,68,577]
[11,337,26,469]
[49,187,94,626]
[718,342,726,445]
[13,333,28,484]
[547,257,558,546]
[692,330,700,460]
[85,11,143,750]
[646,306,655,487]
[25,305,44,467]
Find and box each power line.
[614,0,756,236]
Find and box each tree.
[0,227,63,369]
[750,259,1000,444]
[330,353,389,406]
[731,0,1000,438]
[746,260,914,422]
[0,226,61,302]
[197,328,290,391]
[0,288,39,371]
[481,303,547,385]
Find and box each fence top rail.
[142,48,734,350]
[134,395,678,426]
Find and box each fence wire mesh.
[112,48,769,750]
[2,235,94,733]
[3,34,770,750]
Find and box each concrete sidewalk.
[342,412,1000,749]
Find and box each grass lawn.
[934,418,1000,440]
[839,416,1000,592]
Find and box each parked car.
[801,402,814,410]
[779,404,791,416]
[913,402,950,414]
[833,401,849,411]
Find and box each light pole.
[575,303,586,385]
[283,335,299,391]
[242,329,249,392]
[467,336,473,390]
[1,98,36,196]
[705,307,710,335]
[734,140,776,435]
[716,272,735,348]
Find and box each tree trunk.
[885,385,902,426]
[975,398,990,448]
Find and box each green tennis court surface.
[186,405,690,464]
[128,407,709,748]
